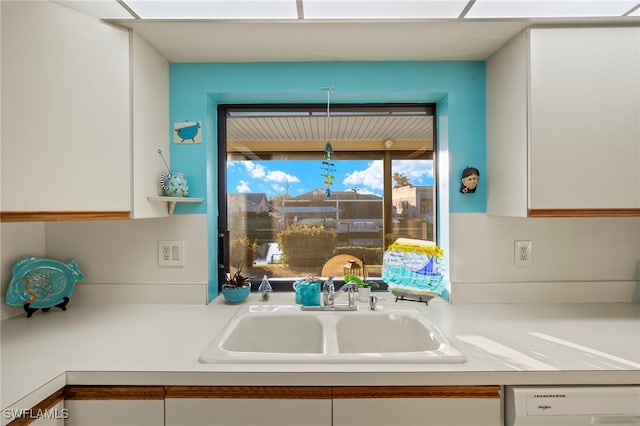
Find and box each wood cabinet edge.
[63,385,165,400]
[333,385,501,399]
[528,208,640,218]
[6,387,65,426]
[0,211,131,222]
[165,386,333,399]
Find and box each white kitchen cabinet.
[165,386,332,426]
[0,1,170,222]
[487,27,640,217]
[333,386,501,426]
[163,386,500,426]
[64,400,163,426]
[63,386,164,426]
[165,398,332,426]
[131,33,172,219]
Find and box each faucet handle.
[322,276,335,306]
[344,281,357,308]
[323,276,335,293]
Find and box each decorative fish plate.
[5,257,84,317]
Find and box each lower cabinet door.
[64,400,164,426]
[62,386,164,426]
[28,400,66,426]
[332,386,502,426]
[165,386,333,426]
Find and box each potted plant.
[344,275,380,302]
[221,265,252,304]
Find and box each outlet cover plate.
[159,240,184,267]
[514,240,532,266]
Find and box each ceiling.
[53,1,640,62]
[226,113,434,150]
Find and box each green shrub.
[230,236,257,267]
[277,225,337,267]
[334,246,384,265]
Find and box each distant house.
[278,189,383,246]
[280,188,382,224]
[392,185,433,218]
[228,193,270,214]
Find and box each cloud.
[394,160,434,184]
[266,170,300,183]
[343,160,384,190]
[342,159,434,191]
[236,180,251,193]
[242,161,300,183]
[271,183,285,193]
[243,162,266,179]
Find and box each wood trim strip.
[528,208,640,218]
[7,387,65,426]
[0,211,131,222]
[63,386,165,400]
[333,386,501,399]
[165,386,333,399]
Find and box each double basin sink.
[199,304,466,363]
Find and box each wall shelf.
[147,196,204,215]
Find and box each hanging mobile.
[322,86,335,198]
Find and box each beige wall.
[1,214,637,317]
[449,214,640,303]
[44,215,209,305]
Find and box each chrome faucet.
[325,281,358,310]
[302,278,357,311]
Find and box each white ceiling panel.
[302,0,469,19]
[126,0,299,19]
[52,0,133,19]
[466,0,639,18]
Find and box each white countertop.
[2,292,639,410]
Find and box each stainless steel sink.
[199,304,466,363]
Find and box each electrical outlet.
[159,241,184,267]
[514,240,532,266]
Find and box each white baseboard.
[451,280,637,304]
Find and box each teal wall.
[168,61,486,300]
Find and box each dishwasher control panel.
[505,386,640,425]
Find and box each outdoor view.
[222,105,436,282]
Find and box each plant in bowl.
[344,275,380,302]
[221,265,252,304]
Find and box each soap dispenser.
[259,275,272,301]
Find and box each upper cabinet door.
[529,27,640,212]
[487,27,640,217]
[1,1,131,220]
[131,33,171,219]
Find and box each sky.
[228,159,434,199]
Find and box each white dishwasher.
[505,386,640,426]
